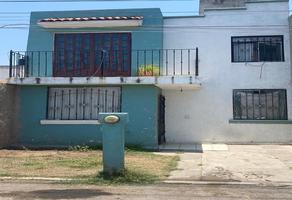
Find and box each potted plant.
[138,64,160,76]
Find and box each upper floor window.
[54,33,132,77]
[233,89,287,120]
[231,36,284,62]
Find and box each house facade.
[7,8,199,148]
[164,0,292,143]
[6,0,292,149]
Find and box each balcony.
[8,48,201,90]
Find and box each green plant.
[125,144,148,152]
[68,145,90,152]
[138,65,160,76]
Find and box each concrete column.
[99,113,129,175]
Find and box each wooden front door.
[53,33,131,77]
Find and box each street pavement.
[1,181,292,200]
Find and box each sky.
[0,0,290,65]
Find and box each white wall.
[163,1,292,143]
[0,66,9,80]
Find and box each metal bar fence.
[9,48,199,78]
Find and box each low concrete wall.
[0,66,9,80]
[0,83,20,148]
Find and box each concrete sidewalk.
[160,145,292,184]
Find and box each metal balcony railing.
[9,48,199,78]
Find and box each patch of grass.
[289,167,292,170]
[66,169,158,185]
[53,157,101,169]
[100,170,157,184]
[23,160,45,170]
[0,150,179,184]
[0,171,9,177]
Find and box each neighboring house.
[163,0,292,143]
[6,0,292,149]
[0,66,9,80]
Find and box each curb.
[0,177,73,181]
[1,177,292,187]
[163,180,292,186]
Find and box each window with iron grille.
[231,36,284,62]
[47,87,121,120]
[233,89,287,120]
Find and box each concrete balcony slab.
[7,75,201,90]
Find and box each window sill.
[229,119,292,124]
[231,61,285,63]
[40,120,100,125]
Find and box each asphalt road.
[0,181,292,200]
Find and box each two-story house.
[8,8,199,148]
[7,0,292,149]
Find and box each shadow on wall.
[199,0,246,14]
[0,83,20,148]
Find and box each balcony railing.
[9,48,199,78]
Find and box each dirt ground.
[0,150,178,182]
[0,181,292,200]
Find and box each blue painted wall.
[18,8,163,148]
[19,86,102,147]
[26,8,163,76]
[18,85,161,148]
[122,85,161,148]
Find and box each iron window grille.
[233,89,287,120]
[231,36,284,62]
[47,87,121,120]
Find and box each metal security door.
[158,95,166,145]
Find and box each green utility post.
[99,113,129,175]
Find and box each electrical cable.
[88,49,106,78]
